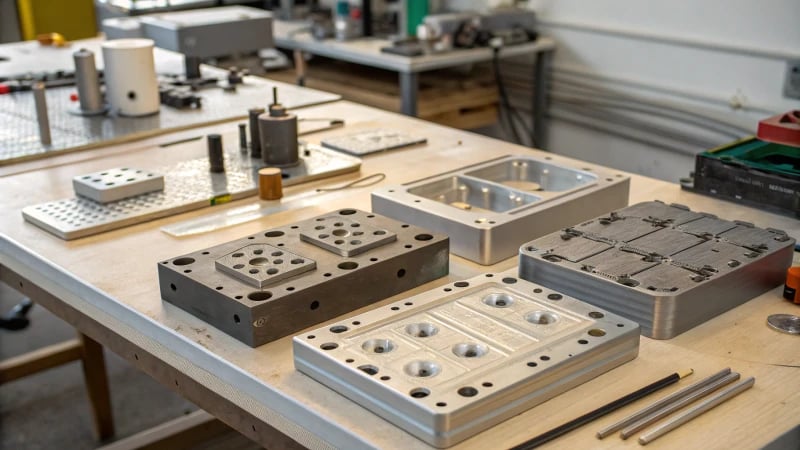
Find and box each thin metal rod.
[597,368,731,438]
[638,377,755,445]
[509,369,693,449]
[32,82,51,145]
[620,372,740,439]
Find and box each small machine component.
[321,129,427,156]
[158,209,449,346]
[158,85,202,109]
[206,134,225,173]
[783,266,800,304]
[259,88,299,167]
[518,201,796,339]
[23,143,361,240]
[681,111,800,218]
[372,155,630,265]
[71,49,106,116]
[102,38,160,117]
[72,167,165,203]
[258,167,283,200]
[293,273,639,447]
[249,107,266,158]
[32,82,51,145]
[238,123,248,151]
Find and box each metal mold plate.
[72,167,164,203]
[299,216,397,257]
[293,273,640,447]
[158,209,449,347]
[519,201,796,339]
[371,155,630,265]
[22,144,361,240]
[215,244,316,288]
[321,129,427,156]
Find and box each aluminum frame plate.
[72,167,165,203]
[22,143,361,240]
[158,209,449,347]
[519,201,795,339]
[371,155,630,265]
[321,129,427,156]
[293,273,640,447]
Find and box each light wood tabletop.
[1,100,798,449]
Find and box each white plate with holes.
[293,272,640,448]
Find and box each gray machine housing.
[518,201,795,339]
[158,209,449,346]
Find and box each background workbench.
[0,100,798,449]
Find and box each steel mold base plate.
[22,143,361,240]
[293,273,640,448]
[321,129,427,156]
[371,154,630,265]
[158,209,449,347]
[518,200,795,339]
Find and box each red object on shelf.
[70,93,79,102]
[0,84,10,95]
[757,110,800,147]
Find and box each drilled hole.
[170,283,177,291]
[265,231,284,237]
[358,364,379,375]
[249,257,269,266]
[547,293,562,301]
[338,261,359,270]
[339,209,357,215]
[452,343,488,358]
[405,322,439,337]
[248,291,272,301]
[483,293,514,308]
[588,329,606,337]
[578,339,589,344]
[454,281,469,288]
[233,314,240,323]
[330,325,348,333]
[458,387,478,397]
[332,228,349,237]
[588,311,604,319]
[173,257,195,266]
[415,233,433,241]
[310,300,320,310]
[320,342,338,350]
[502,277,517,284]
[410,388,430,398]
[526,311,559,325]
[362,338,396,354]
[404,360,441,378]
[397,268,406,278]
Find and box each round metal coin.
[766,314,800,335]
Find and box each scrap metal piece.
[767,314,800,335]
[214,244,315,288]
[299,216,397,257]
[293,272,640,447]
[519,201,795,339]
[158,209,449,346]
[372,155,630,265]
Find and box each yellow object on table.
[17,0,97,41]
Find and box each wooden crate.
[267,58,498,129]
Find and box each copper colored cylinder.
[258,167,283,200]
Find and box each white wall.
[524,0,800,182]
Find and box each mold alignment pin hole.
[533,288,543,293]
[454,281,469,288]
[436,402,447,407]
[482,382,493,388]
[578,339,589,344]
[170,283,177,291]
[310,301,320,310]
[483,293,514,308]
[410,388,430,398]
[320,342,338,350]
[458,387,478,397]
[547,293,562,301]
[330,325,348,333]
[397,268,406,278]
[233,314,240,323]
[589,311,605,319]
[415,233,433,241]
[406,322,438,337]
[540,355,551,361]
[358,365,379,375]
[527,362,538,367]
[588,329,606,337]
[352,321,361,326]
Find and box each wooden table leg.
[79,333,115,440]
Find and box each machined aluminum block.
[158,209,449,347]
[518,201,795,339]
[73,167,164,203]
[371,155,630,265]
[293,273,640,447]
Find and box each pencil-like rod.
[638,377,755,445]
[619,372,740,439]
[509,369,693,450]
[597,368,731,438]
[272,86,278,105]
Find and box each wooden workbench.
[1,100,798,449]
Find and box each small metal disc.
[766,314,800,335]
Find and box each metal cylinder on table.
[72,48,105,115]
[101,38,159,117]
[32,82,51,145]
[258,110,299,167]
[248,107,265,158]
[207,134,225,173]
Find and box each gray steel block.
[158,209,449,346]
[72,167,164,203]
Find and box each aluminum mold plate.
[321,129,427,156]
[158,209,449,347]
[72,167,165,203]
[293,273,640,448]
[22,143,361,240]
[519,201,796,339]
[371,154,630,265]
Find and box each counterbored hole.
[249,257,269,266]
[410,388,430,398]
[339,209,357,215]
[454,281,469,288]
[310,301,320,310]
[338,261,359,270]
[483,293,514,308]
[233,314,240,323]
[358,365,379,375]
[502,277,517,284]
[547,293,562,301]
[264,231,285,237]
[415,233,433,241]
[397,268,406,278]
[458,387,478,397]
[588,329,606,337]
[362,338,396,354]
[173,257,195,266]
[526,311,559,325]
[406,322,439,337]
[320,343,338,350]
[404,360,441,378]
[332,228,349,237]
[170,283,176,291]
[588,311,605,319]
[452,343,488,358]
[330,325,348,333]
[248,291,272,301]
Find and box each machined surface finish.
[158,209,449,347]
[23,143,361,240]
[371,155,630,265]
[293,273,640,447]
[72,167,165,203]
[299,215,398,257]
[519,201,796,339]
[321,129,427,156]
[767,314,800,335]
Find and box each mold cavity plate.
[293,273,640,448]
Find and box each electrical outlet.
[785,60,800,100]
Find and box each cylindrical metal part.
[248,107,265,158]
[258,112,299,167]
[238,123,248,152]
[73,48,105,115]
[101,38,159,117]
[258,167,283,200]
[185,56,202,80]
[638,377,755,445]
[207,134,225,173]
[32,82,51,145]
[597,368,733,439]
